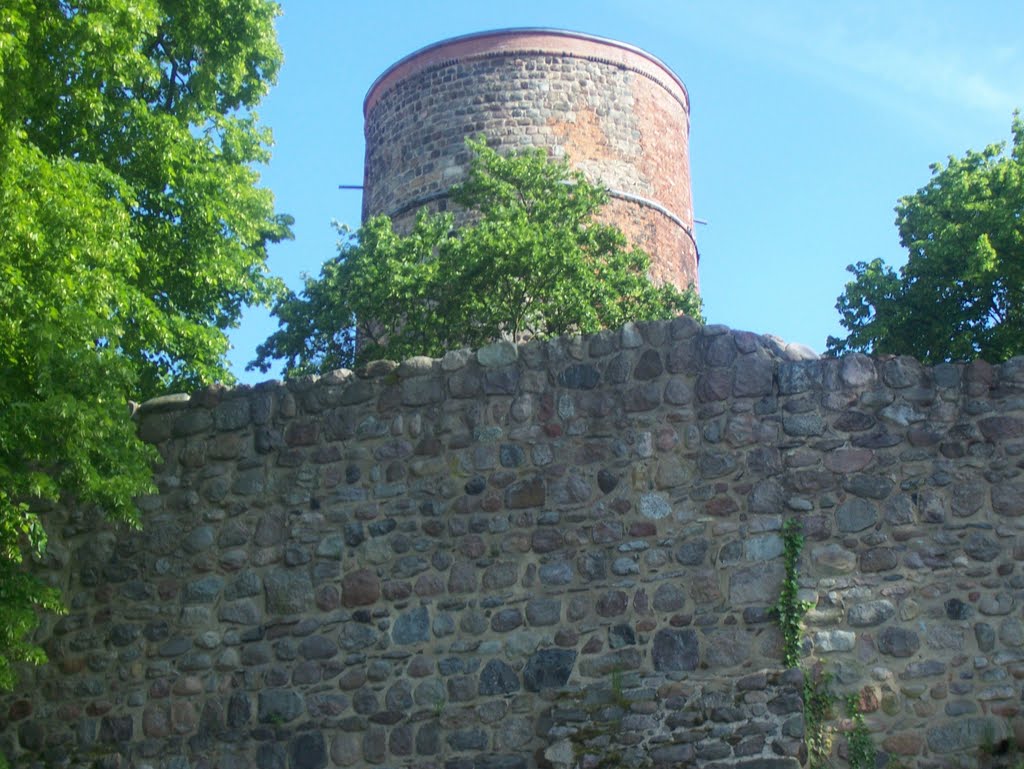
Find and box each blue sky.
[230,0,1024,381]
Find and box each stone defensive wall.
[362,30,698,291]
[4,317,1024,768]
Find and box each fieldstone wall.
[4,316,1024,769]
[362,30,698,291]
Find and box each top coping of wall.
[363,28,691,119]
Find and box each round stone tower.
[362,29,698,291]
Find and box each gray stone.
[558,364,600,389]
[880,402,926,425]
[539,561,573,586]
[526,599,561,626]
[704,629,750,667]
[256,743,286,769]
[475,755,528,769]
[611,556,640,575]
[289,731,327,769]
[491,608,523,632]
[577,550,606,581]
[980,592,1015,615]
[992,481,1024,516]
[979,416,1024,440]
[650,744,695,765]
[258,690,303,723]
[675,538,708,565]
[184,525,215,553]
[385,680,413,712]
[623,382,662,411]
[182,575,224,604]
[733,356,773,397]
[836,498,877,532]
[653,583,686,612]
[964,533,1000,561]
[505,477,545,508]
[1000,618,1024,647]
[783,414,825,436]
[634,350,664,380]
[331,729,360,765]
[840,354,877,387]
[596,589,628,617]
[639,492,672,519]
[477,340,517,367]
[748,479,785,514]
[596,469,618,494]
[479,659,520,695]
[499,444,525,467]
[264,571,314,615]
[696,369,732,401]
[729,561,784,604]
[843,474,894,500]
[664,377,692,404]
[416,721,441,755]
[745,534,783,561]
[483,366,519,395]
[927,717,999,753]
[352,687,379,715]
[218,600,260,625]
[341,569,380,607]
[608,623,636,649]
[226,692,251,729]
[698,450,737,477]
[877,626,920,657]
[401,376,443,406]
[731,761,802,769]
[298,635,336,660]
[901,660,946,679]
[393,607,429,644]
[860,547,897,572]
[363,725,387,763]
[523,649,576,691]
[976,622,996,651]
[224,571,261,601]
[392,555,429,578]
[778,361,821,394]
[447,727,487,751]
[813,630,856,653]
[945,598,973,620]
[811,544,856,574]
[652,628,699,671]
[848,600,896,627]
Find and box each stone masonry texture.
[4,317,1024,768]
[362,30,699,292]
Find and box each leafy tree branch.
[828,113,1024,363]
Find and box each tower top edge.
[363,28,689,118]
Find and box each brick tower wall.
[362,30,699,291]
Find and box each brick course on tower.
[362,29,699,291]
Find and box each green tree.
[828,114,1024,363]
[0,0,288,689]
[253,139,702,377]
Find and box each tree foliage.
[254,139,702,377]
[828,114,1024,363]
[0,0,288,689]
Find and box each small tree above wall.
[252,139,702,378]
